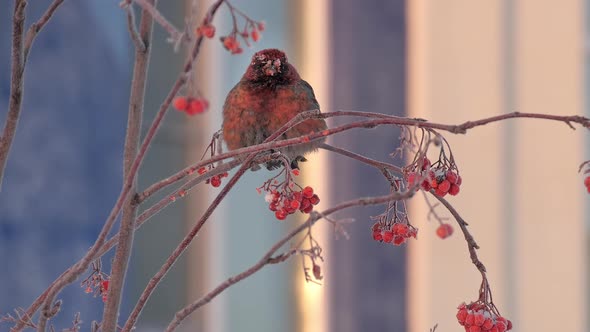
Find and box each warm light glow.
[295,0,331,332]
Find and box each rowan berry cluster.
[456,302,513,332]
[436,223,453,239]
[81,262,110,302]
[406,158,462,197]
[371,221,417,246]
[217,5,265,55]
[173,96,209,116]
[197,166,229,188]
[195,24,216,39]
[266,186,320,220]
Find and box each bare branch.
[132,0,184,45]
[0,0,26,192]
[23,0,65,60]
[100,0,155,331]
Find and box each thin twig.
[23,0,65,60]
[1,0,66,193]
[319,143,403,173]
[0,0,26,192]
[100,0,155,331]
[132,0,184,44]
[164,189,415,331]
[125,6,146,51]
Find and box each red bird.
[222,49,327,169]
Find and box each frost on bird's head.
[244,48,298,84]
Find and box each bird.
[222,48,327,170]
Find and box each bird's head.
[243,49,298,85]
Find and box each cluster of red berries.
[81,275,109,302]
[436,223,453,239]
[266,186,320,220]
[173,96,209,116]
[584,175,590,193]
[457,302,512,332]
[371,222,417,246]
[406,158,462,197]
[196,23,216,39]
[220,21,265,54]
[197,167,228,188]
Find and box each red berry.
[372,223,382,232]
[269,202,278,211]
[251,29,260,41]
[435,188,448,197]
[585,176,590,188]
[202,24,215,38]
[457,175,463,186]
[438,179,451,193]
[291,169,300,176]
[372,231,383,242]
[382,230,394,243]
[469,326,481,332]
[302,186,314,198]
[173,97,188,110]
[300,198,311,211]
[449,183,461,196]
[302,204,313,213]
[198,167,207,175]
[430,178,439,188]
[257,21,266,31]
[222,36,238,51]
[392,223,408,236]
[482,318,494,330]
[496,322,506,332]
[446,171,458,184]
[436,223,453,239]
[457,308,468,324]
[393,236,406,246]
[506,320,512,331]
[231,47,243,55]
[407,172,416,186]
[421,157,431,170]
[275,209,287,220]
[488,327,498,332]
[309,194,320,205]
[290,200,301,209]
[465,314,475,326]
[421,180,431,191]
[210,176,221,187]
[102,280,109,291]
[187,98,209,115]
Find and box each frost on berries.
[370,182,417,246]
[257,167,319,220]
[173,96,209,116]
[456,302,513,332]
[405,156,462,197]
[81,261,110,303]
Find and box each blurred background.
[0,0,587,331]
